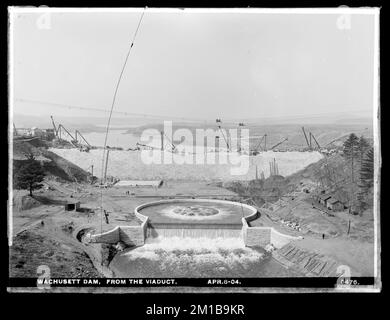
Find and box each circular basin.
[135,198,257,224]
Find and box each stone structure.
[88,198,301,249]
[89,210,148,246]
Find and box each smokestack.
[160,131,164,151]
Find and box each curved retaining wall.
[134,198,258,216]
[89,199,301,249]
[241,216,303,249]
[89,211,149,247]
[136,199,254,239]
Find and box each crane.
[302,127,311,150]
[136,142,159,150]
[163,132,176,152]
[216,119,230,152]
[310,132,321,150]
[57,124,77,147]
[270,137,288,150]
[75,130,91,147]
[51,115,58,137]
[251,134,267,155]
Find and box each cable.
[15,98,219,124]
[99,8,146,234]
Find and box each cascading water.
[147,227,242,239]
[109,236,303,278]
[107,199,304,277]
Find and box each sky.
[10,9,377,121]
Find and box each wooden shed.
[319,194,332,206]
[326,198,344,212]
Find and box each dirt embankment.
[13,190,42,211]
[13,140,91,182]
[10,224,101,278]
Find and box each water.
[147,228,242,239]
[139,201,251,225]
[109,237,303,277]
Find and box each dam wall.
[89,212,149,246]
[147,227,242,239]
[49,148,323,181]
[89,201,301,249]
[241,217,302,249]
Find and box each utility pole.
[103,149,110,184]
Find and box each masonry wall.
[90,227,120,244]
[242,217,302,249]
[119,226,145,246]
[242,218,271,247]
[89,212,149,247]
[245,227,272,247]
[270,228,302,248]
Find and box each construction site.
[10,111,376,279]
[9,8,378,286]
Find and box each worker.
[322,233,325,240]
[104,210,109,224]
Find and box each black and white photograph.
[7,7,381,294]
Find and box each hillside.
[13,140,91,183]
[289,152,374,214]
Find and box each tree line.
[342,133,374,212]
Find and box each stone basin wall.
[89,211,148,246]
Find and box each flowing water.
[147,228,242,238]
[109,236,303,278]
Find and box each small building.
[319,194,332,206]
[64,201,81,211]
[326,198,344,211]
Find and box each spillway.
[147,227,243,239]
